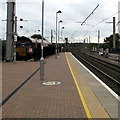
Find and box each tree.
[31,34,46,40]
[17,36,30,41]
[104,33,120,49]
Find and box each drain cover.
[42,81,62,86]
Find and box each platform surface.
[67,52,119,119]
[2,52,119,119]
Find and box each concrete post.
[6,0,15,62]
[113,17,116,51]
[13,16,17,64]
[40,0,44,80]
[98,30,100,53]
[55,12,58,59]
[51,30,53,44]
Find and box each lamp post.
[61,27,65,42]
[98,30,100,53]
[51,30,53,44]
[61,27,65,52]
[55,10,62,59]
[51,30,55,44]
[58,20,62,55]
[40,0,44,80]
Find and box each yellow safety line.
[65,53,92,119]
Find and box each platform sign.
[29,48,33,53]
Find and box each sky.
[0,0,120,43]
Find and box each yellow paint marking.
[65,53,92,119]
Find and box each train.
[16,36,52,61]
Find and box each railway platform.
[2,52,119,119]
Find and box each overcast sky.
[0,0,120,43]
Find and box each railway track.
[84,52,120,73]
[71,51,120,96]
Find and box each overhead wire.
[82,8,120,39]
[81,4,99,25]
[79,0,118,39]
[93,0,112,14]
[70,0,116,41]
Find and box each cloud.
[0,0,119,43]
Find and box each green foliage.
[31,34,46,40]
[17,36,30,41]
[104,33,120,49]
[89,43,98,48]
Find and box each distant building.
[118,1,120,34]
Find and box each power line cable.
[81,4,99,25]
[82,0,118,28]
[72,1,110,39]
[66,2,119,41]
[93,0,112,14]
[82,10,120,39]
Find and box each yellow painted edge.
[65,52,92,119]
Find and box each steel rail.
[72,52,120,86]
[83,52,120,73]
